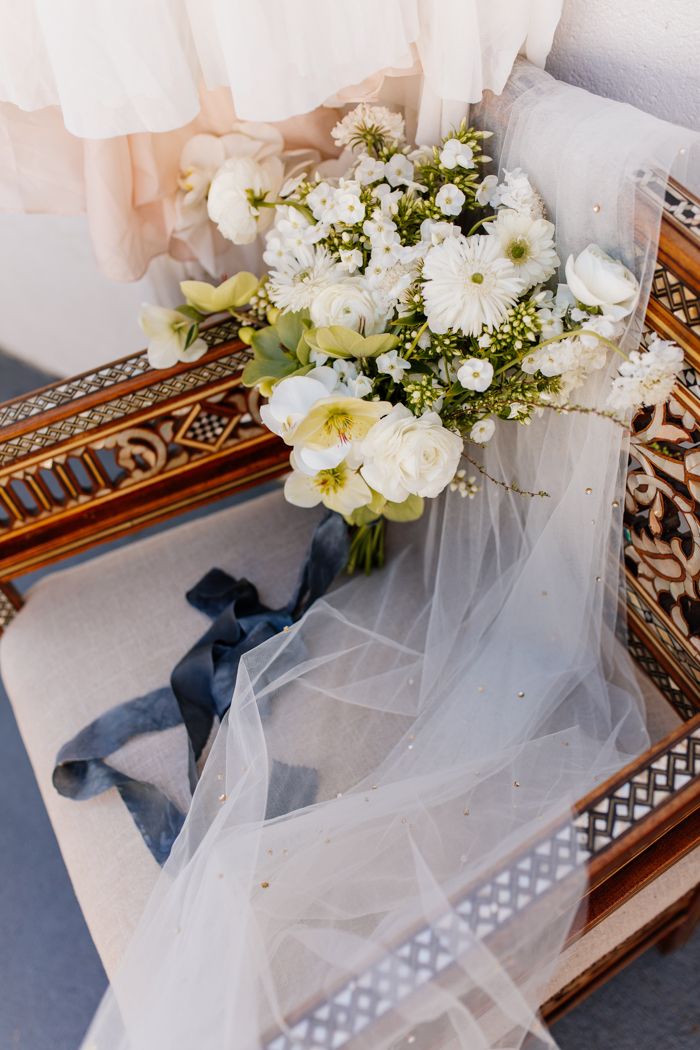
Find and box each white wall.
[0,214,189,378]
[1,0,698,380]
[546,0,700,132]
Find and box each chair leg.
[657,882,700,954]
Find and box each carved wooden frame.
[2,179,700,1039]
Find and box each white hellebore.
[260,368,338,447]
[138,305,207,369]
[310,278,389,335]
[285,456,372,515]
[207,154,284,244]
[360,404,463,502]
[435,184,465,216]
[458,358,494,392]
[565,244,639,320]
[376,350,410,381]
[470,418,496,443]
[439,138,474,170]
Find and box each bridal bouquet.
[140,104,683,570]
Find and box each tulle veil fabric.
[81,64,700,1050]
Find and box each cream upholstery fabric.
[547,843,700,1000]
[1,490,321,978]
[0,486,693,994]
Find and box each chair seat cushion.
[0,489,321,977]
[1,487,692,999]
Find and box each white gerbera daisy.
[422,235,524,336]
[268,247,340,312]
[487,210,560,289]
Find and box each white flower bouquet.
[140,103,684,571]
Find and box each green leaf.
[357,333,400,357]
[276,311,307,353]
[382,494,425,522]
[175,304,205,322]
[241,357,297,388]
[183,322,200,350]
[250,326,292,362]
[344,505,382,526]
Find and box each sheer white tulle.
[80,64,700,1050]
[0,1,563,138]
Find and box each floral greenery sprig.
[138,103,685,573]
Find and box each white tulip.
[564,244,639,320]
[360,404,463,502]
[138,305,207,369]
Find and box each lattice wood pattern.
[0,319,289,623]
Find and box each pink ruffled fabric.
[0,84,341,281]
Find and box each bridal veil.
[81,63,700,1050]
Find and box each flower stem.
[257,198,316,224]
[465,214,498,238]
[405,320,429,359]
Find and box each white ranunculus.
[457,358,494,392]
[310,278,389,335]
[470,418,495,443]
[360,404,463,502]
[259,368,338,442]
[564,244,639,320]
[435,184,466,216]
[207,155,284,244]
[138,304,208,369]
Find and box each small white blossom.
[457,358,494,392]
[439,138,474,170]
[385,154,415,187]
[487,168,545,219]
[376,350,411,381]
[470,418,495,443]
[408,144,434,166]
[435,184,466,216]
[363,211,398,243]
[419,219,461,247]
[338,248,363,273]
[450,469,481,499]
[262,236,292,269]
[355,155,386,184]
[475,175,499,207]
[350,373,374,398]
[606,335,683,412]
[373,185,403,214]
[336,193,366,225]
[306,182,335,221]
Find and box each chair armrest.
[0,318,289,628]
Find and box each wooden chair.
[1,177,699,1040]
